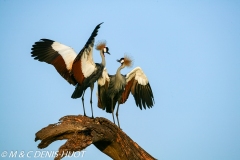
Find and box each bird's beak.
[116,59,121,63]
[106,52,110,55]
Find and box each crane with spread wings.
[97,55,154,127]
[31,22,110,118]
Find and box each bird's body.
[72,63,104,98]
[31,22,110,117]
[98,56,154,127]
[105,72,126,113]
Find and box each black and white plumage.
[31,22,110,118]
[97,56,154,127]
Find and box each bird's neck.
[116,65,125,78]
[100,50,106,67]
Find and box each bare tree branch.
[35,115,156,160]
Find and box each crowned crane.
[97,55,154,127]
[31,22,110,118]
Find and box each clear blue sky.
[0,1,240,160]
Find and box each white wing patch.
[126,67,148,85]
[98,67,110,86]
[52,42,77,70]
[81,50,96,78]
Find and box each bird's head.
[96,41,110,56]
[117,55,133,68]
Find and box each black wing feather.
[133,82,154,110]
[74,22,103,61]
[31,39,59,64]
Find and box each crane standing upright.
[97,55,154,127]
[31,22,110,118]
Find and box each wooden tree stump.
[35,115,156,160]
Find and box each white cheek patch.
[103,47,107,53]
[121,60,124,63]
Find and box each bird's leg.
[111,99,115,124]
[116,102,121,128]
[90,84,94,118]
[82,91,86,116]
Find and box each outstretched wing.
[72,22,103,85]
[97,68,110,110]
[31,39,77,85]
[121,67,154,109]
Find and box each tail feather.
[71,84,83,99]
[106,99,117,113]
[106,105,113,113]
